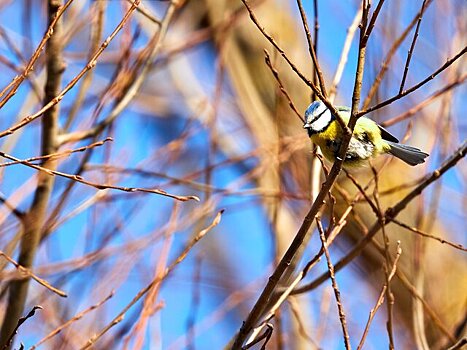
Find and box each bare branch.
[399,0,428,93]
[0,151,200,202]
[316,218,351,349]
[80,210,223,349]
[294,140,467,293]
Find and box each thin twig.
[294,140,467,293]
[343,170,380,218]
[0,151,199,202]
[263,50,303,122]
[349,0,370,122]
[0,0,143,140]
[311,0,319,101]
[381,73,467,127]
[358,45,467,117]
[295,0,327,96]
[362,0,434,109]
[390,218,466,251]
[399,0,428,93]
[329,6,363,100]
[372,165,395,349]
[357,242,402,350]
[0,251,66,297]
[1,306,42,350]
[362,0,386,46]
[316,218,352,350]
[127,0,161,25]
[80,210,223,349]
[0,138,113,168]
[0,0,74,107]
[239,0,349,131]
[29,292,114,350]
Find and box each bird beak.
[303,122,311,129]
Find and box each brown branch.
[0,0,73,108]
[371,165,395,349]
[231,4,370,347]
[0,138,113,168]
[64,0,106,130]
[316,218,351,349]
[80,210,223,349]
[30,292,114,350]
[362,0,386,46]
[0,1,65,347]
[0,251,66,297]
[399,0,428,94]
[127,0,161,25]
[239,0,349,132]
[349,0,370,120]
[343,169,380,218]
[362,0,434,109]
[381,73,467,127]
[230,143,354,347]
[390,218,466,251]
[311,0,319,101]
[0,192,24,220]
[263,50,304,122]
[293,140,467,294]
[0,151,200,202]
[296,0,327,96]
[1,306,42,350]
[358,45,467,117]
[357,242,402,350]
[0,0,143,140]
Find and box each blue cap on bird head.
[303,101,332,134]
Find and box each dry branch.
[295,140,467,294]
[80,210,223,349]
[0,151,199,202]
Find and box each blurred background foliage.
[0,0,465,349]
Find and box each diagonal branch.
[399,0,428,93]
[296,0,327,96]
[80,210,223,350]
[0,151,200,202]
[358,45,466,117]
[294,140,467,293]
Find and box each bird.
[303,101,429,167]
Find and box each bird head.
[303,101,333,135]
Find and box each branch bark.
[0,1,64,347]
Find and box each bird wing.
[336,106,399,142]
[378,125,399,143]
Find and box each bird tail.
[386,141,429,166]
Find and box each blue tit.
[303,101,429,167]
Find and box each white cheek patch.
[310,109,332,132]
